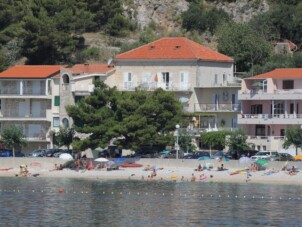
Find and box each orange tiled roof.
[0,65,64,79]
[115,37,233,62]
[248,68,302,79]
[70,64,114,74]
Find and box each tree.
[178,130,196,153]
[54,127,75,150]
[66,81,183,151]
[226,130,250,153]
[201,130,230,150]
[1,125,27,157]
[216,22,272,72]
[283,127,302,155]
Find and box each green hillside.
[0,0,302,76]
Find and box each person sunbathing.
[289,166,296,175]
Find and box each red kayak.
[0,168,13,171]
[121,163,143,168]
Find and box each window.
[251,104,262,114]
[53,117,60,127]
[75,96,83,105]
[282,80,294,89]
[62,74,70,84]
[280,129,285,137]
[62,118,69,128]
[273,102,284,115]
[54,96,60,106]
[214,74,218,84]
[255,125,265,136]
[127,72,132,82]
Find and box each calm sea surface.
[0,177,301,227]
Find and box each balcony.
[0,80,50,98]
[238,114,302,125]
[196,80,241,88]
[119,82,193,92]
[71,84,95,95]
[239,89,302,100]
[0,109,51,122]
[194,103,241,112]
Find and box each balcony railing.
[240,114,302,119]
[194,103,241,112]
[196,80,241,88]
[120,82,193,92]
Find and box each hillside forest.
[0,0,302,77]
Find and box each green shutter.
[54,96,60,106]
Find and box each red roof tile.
[115,37,233,62]
[70,64,114,74]
[248,68,302,79]
[0,65,64,79]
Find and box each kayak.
[121,163,143,168]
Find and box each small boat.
[121,163,143,168]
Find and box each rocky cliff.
[125,0,270,31]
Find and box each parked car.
[183,151,210,159]
[211,150,226,160]
[45,149,63,157]
[226,149,258,160]
[0,150,12,157]
[277,153,295,161]
[251,151,279,161]
[28,149,46,157]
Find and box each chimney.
[84,63,89,73]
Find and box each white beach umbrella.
[59,153,73,161]
[94,157,109,162]
[238,156,251,164]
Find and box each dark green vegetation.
[0,125,27,157]
[66,81,183,151]
[182,0,302,74]
[1,0,302,76]
[283,127,302,155]
[0,0,130,66]
[53,127,75,150]
[201,130,250,151]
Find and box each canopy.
[255,159,268,166]
[59,153,73,161]
[161,150,170,155]
[198,156,211,161]
[94,157,109,162]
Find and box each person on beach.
[181,176,185,182]
[190,173,196,182]
[197,164,203,171]
[218,164,224,171]
[151,169,157,177]
[289,166,296,175]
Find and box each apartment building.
[111,37,241,147]
[0,65,63,153]
[238,68,302,154]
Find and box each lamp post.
[175,124,180,159]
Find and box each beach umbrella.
[198,156,211,161]
[252,81,263,87]
[59,153,73,161]
[294,154,302,160]
[161,150,170,155]
[239,157,251,164]
[94,157,109,162]
[218,157,229,163]
[255,159,269,170]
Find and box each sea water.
[0,177,301,226]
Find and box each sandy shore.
[1,161,302,185]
